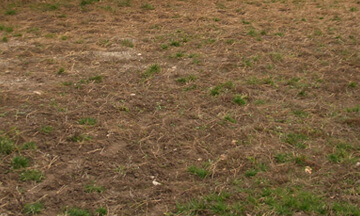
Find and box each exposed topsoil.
[0,0,359,215]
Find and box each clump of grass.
[254,99,265,105]
[346,106,360,113]
[225,39,235,45]
[287,77,301,86]
[40,126,54,134]
[275,32,284,37]
[285,133,308,148]
[20,170,45,182]
[57,67,65,75]
[95,207,107,216]
[224,115,236,123]
[210,86,222,96]
[348,82,357,88]
[80,0,99,6]
[293,110,308,118]
[261,188,326,214]
[233,95,246,105]
[242,19,251,24]
[247,29,258,37]
[22,142,37,150]
[270,52,283,62]
[141,3,155,10]
[142,64,161,78]
[274,153,292,163]
[216,2,226,9]
[245,168,258,177]
[61,35,68,40]
[184,84,197,91]
[246,77,259,84]
[78,117,97,125]
[328,143,354,163]
[85,184,105,193]
[118,0,131,7]
[176,192,235,215]
[5,26,13,32]
[171,52,185,59]
[188,165,209,179]
[160,44,168,49]
[170,41,181,47]
[210,81,233,96]
[88,75,103,83]
[332,202,360,215]
[63,81,73,86]
[204,38,216,44]
[67,134,92,143]
[27,27,39,34]
[44,33,55,38]
[64,207,91,216]
[0,136,16,155]
[11,156,29,169]
[121,39,134,48]
[350,7,358,12]
[294,154,307,165]
[24,202,44,215]
[41,3,59,11]
[176,75,196,83]
[2,37,8,42]
[5,9,16,15]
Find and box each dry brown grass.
[0,0,359,215]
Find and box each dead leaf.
[305,166,312,174]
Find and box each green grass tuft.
[95,207,107,216]
[11,156,29,169]
[121,39,134,48]
[224,115,236,123]
[285,133,308,148]
[78,117,97,125]
[57,67,65,75]
[142,64,161,78]
[80,0,99,6]
[233,95,246,105]
[170,41,181,47]
[84,184,105,193]
[88,75,103,83]
[40,126,54,134]
[24,202,43,215]
[188,165,209,179]
[22,142,37,150]
[0,136,15,155]
[5,9,17,15]
[20,169,45,182]
[141,3,155,10]
[64,207,91,216]
[118,0,131,7]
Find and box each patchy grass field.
[0,0,360,215]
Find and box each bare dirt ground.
[0,0,360,215]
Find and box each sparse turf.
[0,0,359,215]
